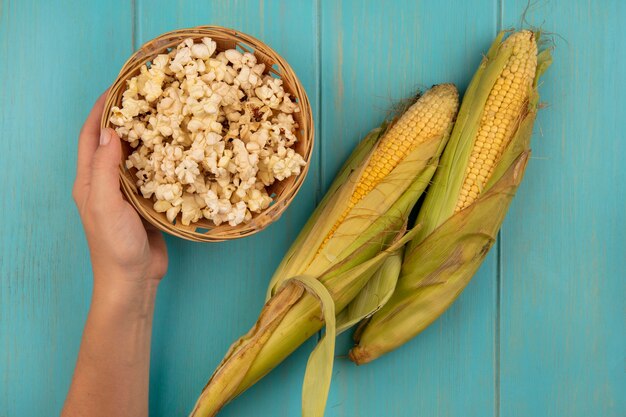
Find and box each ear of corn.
[265,126,384,299]
[411,30,539,248]
[350,151,530,364]
[189,85,459,417]
[322,88,462,246]
[268,84,459,293]
[350,30,552,365]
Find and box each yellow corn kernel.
[323,83,459,245]
[455,30,537,211]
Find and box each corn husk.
[189,86,459,417]
[336,250,403,333]
[350,151,529,364]
[350,31,552,364]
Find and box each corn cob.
[190,85,459,417]
[266,85,459,293]
[350,30,552,365]
[323,87,461,246]
[456,31,537,211]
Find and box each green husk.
[350,30,552,365]
[350,151,529,364]
[189,86,459,417]
[336,250,403,334]
[288,275,336,417]
[190,216,419,417]
[266,126,385,299]
[267,121,447,293]
[409,31,513,247]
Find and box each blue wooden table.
[1,1,624,416]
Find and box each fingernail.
[99,129,111,146]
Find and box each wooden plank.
[499,1,626,416]
[2,2,623,417]
[0,0,133,415]
[134,1,321,416]
[319,1,499,416]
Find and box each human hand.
[72,92,168,293]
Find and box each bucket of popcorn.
[102,26,314,242]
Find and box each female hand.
[63,92,168,417]
[72,93,168,290]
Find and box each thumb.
[89,128,124,206]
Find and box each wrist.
[91,270,159,316]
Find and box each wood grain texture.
[0,0,133,415]
[320,1,499,416]
[134,1,321,416]
[0,0,624,417]
[498,1,626,416]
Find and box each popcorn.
[201,38,217,57]
[241,52,257,67]
[153,200,172,213]
[280,94,299,114]
[180,193,203,226]
[224,49,243,65]
[139,180,157,198]
[246,189,272,212]
[170,45,192,74]
[166,205,181,223]
[111,37,304,227]
[175,158,200,184]
[155,183,182,202]
[191,43,212,60]
[268,148,306,181]
[227,201,248,226]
